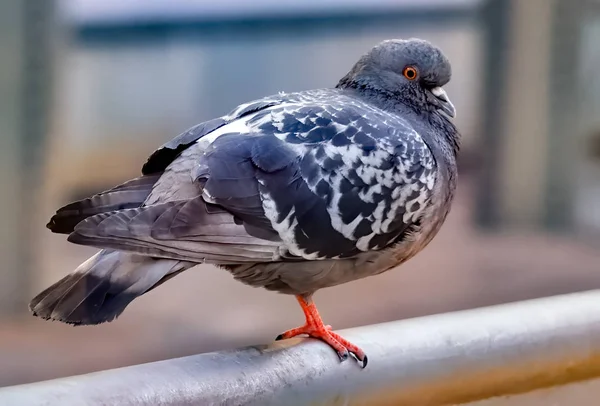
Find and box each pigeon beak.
[430,87,456,118]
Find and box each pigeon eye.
[402,66,418,81]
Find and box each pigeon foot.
[275,295,368,368]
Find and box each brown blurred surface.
[467,378,600,406]
[2,176,599,387]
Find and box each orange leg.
[276,295,368,367]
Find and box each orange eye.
[402,66,418,81]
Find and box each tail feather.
[47,175,160,234]
[30,249,194,325]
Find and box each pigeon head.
[337,38,456,118]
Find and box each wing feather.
[68,199,280,263]
[63,90,436,264]
[47,175,160,234]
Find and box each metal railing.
[2,290,600,405]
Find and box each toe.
[276,324,367,367]
[276,325,312,341]
[327,331,367,367]
[337,349,350,362]
[349,351,368,368]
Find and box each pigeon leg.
[275,295,368,367]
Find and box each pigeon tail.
[46,174,160,235]
[29,249,193,325]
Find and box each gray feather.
[47,175,160,234]
[67,199,280,263]
[29,249,194,325]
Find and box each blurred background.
[1,0,599,387]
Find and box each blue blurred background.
[1,0,599,387]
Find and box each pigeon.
[30,38,459,368]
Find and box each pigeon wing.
[67,94,437,263]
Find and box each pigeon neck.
[336,82,460,158]
[426,112,460,158]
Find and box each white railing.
[2,290,600,405]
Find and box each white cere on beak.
[431,87,447,99]
[431,87,456,118]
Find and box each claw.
[337,349,350,362]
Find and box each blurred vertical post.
[498,0,555,227]
[477,0,555,229]
[478,0,586,231]
[0,0,55,316]
[475,0,511,228]
[545,0,584,230]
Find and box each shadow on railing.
[2,291,600,406]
